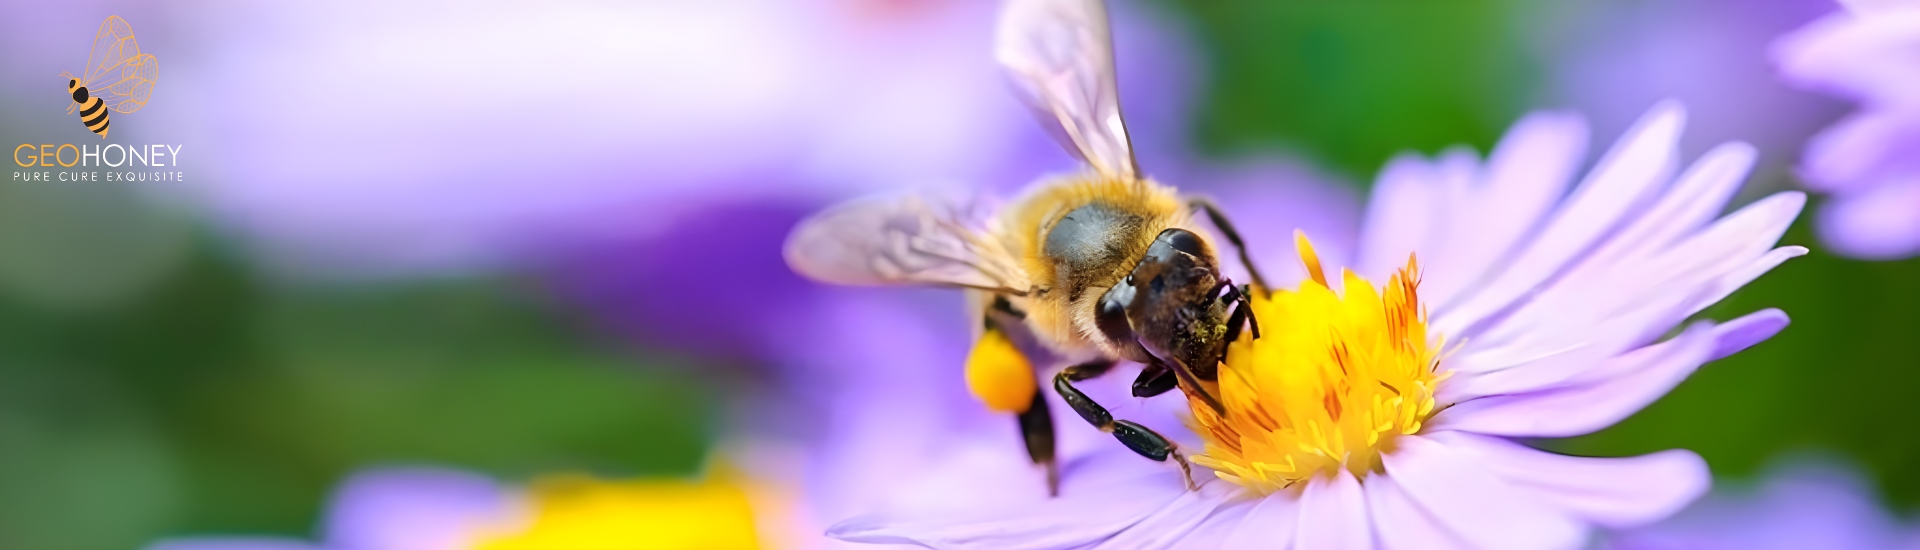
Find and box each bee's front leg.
[1188,196,1269,292]
[1052,368,1197,491]
[1221,282,1260,342]
[1130,363,1178,398]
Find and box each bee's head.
[1096,228,1232,380]
[64,77,88,103]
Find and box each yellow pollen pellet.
[965,327,1038,413]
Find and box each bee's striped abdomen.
[75,88,109,138]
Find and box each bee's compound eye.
[1142,229,1206,267]
[1164,229,1205,258]
[68,79,75,89]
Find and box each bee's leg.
[1018,359,1115,497]
[1221,283,1261,342]
[1053,370,1198,491]
[1188,197,1270,291]
[1063,359,1117,381]
[1130,363,1178,398]
[1016,386,1059,497]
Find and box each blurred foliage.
[1557,215,1920,508]
[0,239,714,550]
[1165,0,1538,176]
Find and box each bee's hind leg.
[1188,197,1269,292]
[1053,365,1198,491]
[1016,386,1059,497]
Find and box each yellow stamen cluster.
[472,473,766,550]
[1189,233,1447,495]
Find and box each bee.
[61,16,157,138]
[784,0,1265,495]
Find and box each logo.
[61,16,157,138]
[12,15,181,183]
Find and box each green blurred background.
[2,1,1913,549]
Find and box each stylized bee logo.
[60,16,157,138]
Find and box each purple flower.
[1605,458,1920,550]
[1539,0,1838,183]
[1775,0,1920,259]
[828,102,1805,549]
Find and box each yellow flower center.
[1189,233,1448,495]
[472,473,769,550]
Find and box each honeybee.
[61,16,157,138]
[784,0,1266,494]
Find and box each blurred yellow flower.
[474,473,770,550]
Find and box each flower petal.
[1610,458,1912,549]
[828,449,1188,550]
[1363,477,1468,550]
[1093,481,1244,550]
[1293,471,1374,550]
[1438,190,1803,401]
[1427,321,1716,438]
[1706,308,1791,361]
[1435,432,1709,529]
[1357,154,1444,281]
[1775,10,1920,103]
[1800,110,1920,193]
[1421,112,1590,306]
[1429,308,1790,438]
[1437,102,1684,332]
[1581,142,1756,267]
[1818,178,1920,259]
[1221,489,1301,550]
[1380,435,1586,550]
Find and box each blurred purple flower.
[146,0,1091,278]
[144,467,518,550]
[1537,0,1839,186]
[1605,458,1920,550]
[828,103,1804,549]
[1775,0,1920,259]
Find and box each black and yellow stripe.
[76,93,109,137]
[68,82,110,138]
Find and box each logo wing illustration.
[80,16,157,115]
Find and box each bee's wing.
[80,16,139,87]
[997,0,1136,181]
[785,192,1033,295]
[100,53,156,114]
[78,16,155,114]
